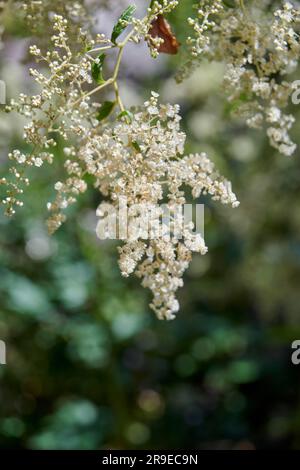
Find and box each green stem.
[88,45,114,53]
[114,81,125,112]
[75,27,135,110]
[72,78,114,107]
[239,0,247,15]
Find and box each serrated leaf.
[111,5,136,44]
[96,101,115,121]
[91,53,106,84]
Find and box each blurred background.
[1,0,300,450]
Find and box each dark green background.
[1,0,300,449]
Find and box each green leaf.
[91,53,106,84]
[96,101,116,121]
[222,0,236,7]
[111,5,136,44]
[150,116,159,126]
[131,140,141,152]
[117,110,134,123]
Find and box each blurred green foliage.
[1,0,300,450]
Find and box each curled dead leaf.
[148,15,180,55]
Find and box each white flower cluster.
[187,0,223,57]
[180,1,300,156]
[2,1,181,218]
[2,13,101,216]
[1,1,239,319]
[81,93,239,320]
[20,0,94,38]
